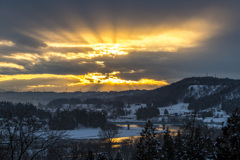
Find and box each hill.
[130,77,240,113]
[0,76,240,113]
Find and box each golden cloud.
[45,43,129,58]
[27,85,57,89]
[0,72,168,92]
[0,40,15,47]
[0,62,25,70]
[39,17,222,55]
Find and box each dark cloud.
[48,47,94,54]
[0,1,236,34]
[30,60,104,75]
[12,34,47,48]
[0,78,76,92]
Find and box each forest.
[0,100,239,159]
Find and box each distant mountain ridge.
[0,89,147,105]
[132,77,240,113]
[0,76,240,113]
[170,77,240,85]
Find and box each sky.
[0,0,240,92]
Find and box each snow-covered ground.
[158,103,191,115]
[64,102,230,140]
[204,117,229,124]
[65,126,146,140]
[117,125,144,137]
[125,104,146,114]
[65,125,164,140]
[187,85,224,98]
[65,128,102,139]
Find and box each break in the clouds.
[0,0,240,92]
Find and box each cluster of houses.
[38,102,229,125]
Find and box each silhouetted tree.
[173,130,185,159]
[179,115,215,159]
[86,149,94,160]
[161,128,174,160]
[97,152,108,160]
[0,113,64,160]
[136,120,160,160]
[216,108,240,159]
[136,107,159,120]
[164,109,169,115]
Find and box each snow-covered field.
[65,126,147,140]
[203,117,228,123]
[65,125,164,140]
[158,103,191,115]
[64,127,144,140]
[64,102,230,140]
[125,104,146,114]
[65,128,102,139]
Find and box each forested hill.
[1,76,240,113]
[121,77,240,112]
[0,90,147,105]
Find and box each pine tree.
[136,120,160,160]
[173,130,185,159]
[97,152,108,160]
[216,108,240,159]
[161,128,174,160]
[115,152,122,160]
[164,109,169,115]
[179,116,215,159]
[86,149,94,160]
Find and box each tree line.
[0,100,239,159]
[135,110,240,160]
[135,106,160,120]
[49,109,107,130]
[45,109,240,160]
[0,101,107,130]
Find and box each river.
[110,124,181,148]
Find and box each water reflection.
[112,124,180,148]
[111,136,140,148]
[117,124,180,133]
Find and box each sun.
[45,43,129,58]
[91,44,128,56]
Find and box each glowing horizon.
[0,72,168,92]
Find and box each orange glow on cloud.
[0,72,168,92]
[0,62,25,70]
[40,18,220,55]
[0,40,15,46]
[27,85,57,88]
[45,30,203,55]
[46,43,129,58]
[68,72,168,86]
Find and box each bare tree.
[98,126,119,159]
[0,113,65,160]
[99,127,118,144]
[178,112,216,159]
